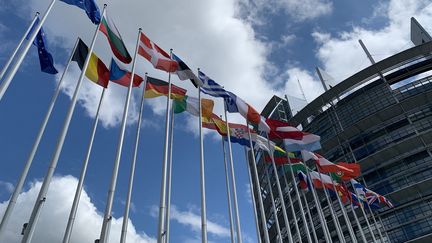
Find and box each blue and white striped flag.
[198,71,230,98]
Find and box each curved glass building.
[251,27,432,242]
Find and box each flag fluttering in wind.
[351,179,394,208]
[301,150,356,175]
[72,39,109,88]
[310,171,351,203]
[266,118,303,140]
[138,32,178,72]
[60,0,101,24]
[284,133,321,152]
[253,134,286,156]
[99,14,132,63]
[283,161,308,174]
[172,53,203,87]
[264,152,301,165]
[223,124,253,147]
[330,162,361,182]
[225,91,270,132]
[201,114,226,132]
[109,59,144,87]
[297,171,312,191]
[145,77,186,99]
[198,71,230,98]
[173,95,214,118]
[30,21,58,74]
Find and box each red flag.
[138,32,178,72]
[335,162,361,181]
[266,118,303,140]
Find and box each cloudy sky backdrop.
[0,0,432,242]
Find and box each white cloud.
[17,0,276,131]
[0,181,14,194]
[238,0,332,26]
[0,176,155,243]
[277,0,333,21]
[313,0,432,82]
[150,204,230,239]
[278,67,323,113]
[245,183,252,204]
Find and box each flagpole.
[325,170,357,243]
[360,178,385,241]
[315,168,346,243]
[305,169,332,243]
[349,203,367,243]
[21,5,106,241]
[62,86,106,243]
[156,48,174,243]
[223,103,242,243]
[120,74,148,243]
[245,123,270,243]
[352,193,377,243]
[164,95,175,243]
[243,148,262,243]
[0,12,40,80]
[301,190,318,243]
[98,26,141,243]
[222,138,235,243]
[283,152,312,243]
[264,169,283,243]
[0,0,57,101]
[0,38,79,239]
[264,138,294,243]
[316,67,378,242]
[198,82,208,243]
[367,204,384,241]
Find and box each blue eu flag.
[60,0,101,24]
[27,18,58,74]
[33,27,58,74]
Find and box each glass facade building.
[251,40,432,242]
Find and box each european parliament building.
[250,18,432,242]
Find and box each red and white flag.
[138,32,178,72]
[266,118,303,140]
[301,150,354,174]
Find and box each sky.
[0,0,432,242]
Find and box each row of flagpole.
[0,2,393,243]
[316,66,385,242]
[22,5,107,243]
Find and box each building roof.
[289,41,432,126]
